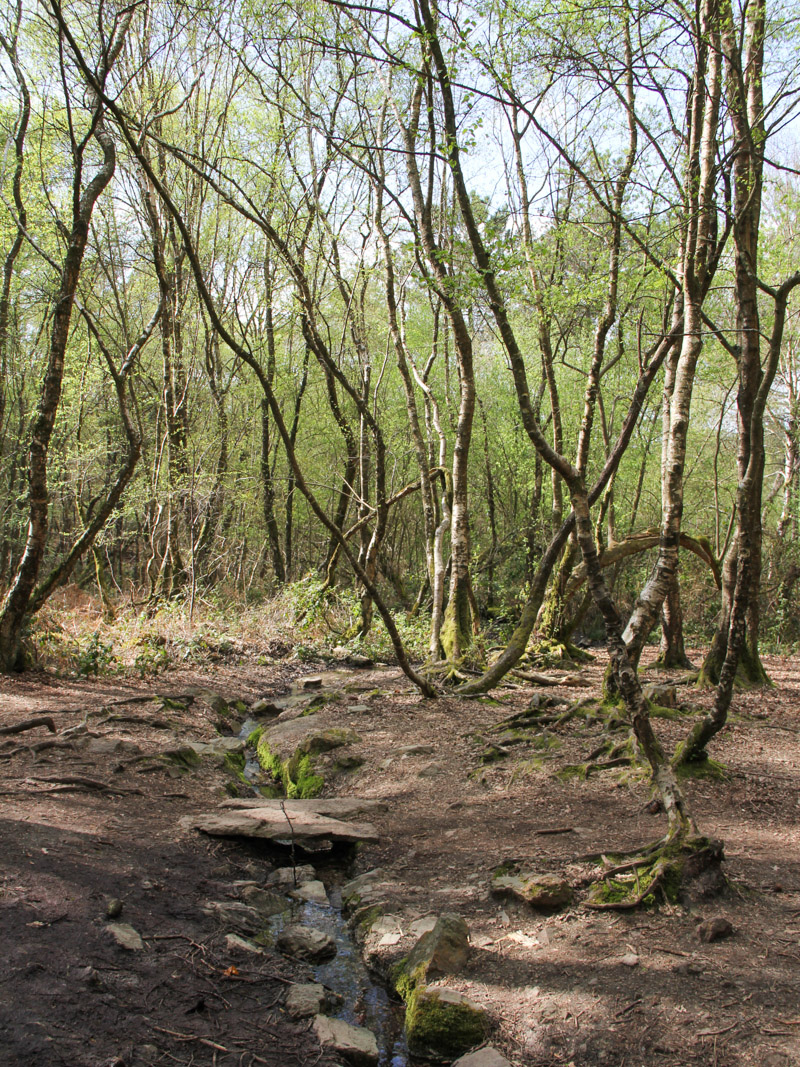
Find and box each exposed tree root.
[0,716,56,737]
[586,836,725,910]
[525,638,594,669]
[511,668,592,687]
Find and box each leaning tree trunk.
[0,10,130,670]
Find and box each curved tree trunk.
[0,11,130,670]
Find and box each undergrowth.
[26,578,431,676]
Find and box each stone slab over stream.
[181,802,380,844]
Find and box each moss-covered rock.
[405,986,488,1060]
[491,866,572,911]
[160,745,202,772]
[341,869,386,916]
[255,736,324,798]
[298,727,361,755]
[391,914,470,998]
[245,724,264,748]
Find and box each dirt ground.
[1,647,799,1067]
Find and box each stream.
[236,713,410,1067]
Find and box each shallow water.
[235,719,408,1065]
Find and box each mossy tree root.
[586,836,724,910]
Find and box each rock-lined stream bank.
[178,667,502,1066]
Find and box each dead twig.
[615,999,643,1018]
[697,1022,737,1038]
[150,1025,273,1064]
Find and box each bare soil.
[2,647,799,1067]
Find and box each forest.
[1,0,799,1065]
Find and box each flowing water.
[236,715,409,1066]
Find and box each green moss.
[646,700,684,720]
[161,746,202,771]
[255,737,324,798]
[245,725,264,747]
[390,957,427,1002]
[160,696,191,711]
[353,904,384,943]
[284,752,324,798]
[527,637,593,667]
[588,861,664,908]
[405,986,488,1059]
[223,750,246,775]
[557,763,589,781]
[674,752,729,780]
[533,733,561,751]
[508,758,545,782]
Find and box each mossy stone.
[405,986,488,1059]
[255,736,324,798]
[391,914,470,998]
[299,727,361,755]
[161,746,202,771]
[491,866,572,911]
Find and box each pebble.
[105,898,123,919]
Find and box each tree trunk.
[0,23,126,669]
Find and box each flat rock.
[290,879,329,904]
[240,886,289,915]
[85,738,141,756]
[220,797,387,818]
[301,676,324,689]
[491,869,573,911]
[186,737,245,757]
[408,915,438,938]
[417,762,444,778]
[106,923,144,951]
[342,869,387,913]
[453,1049,513,1067]
[267,864,317,887]
[696,916,734,942]
[313,1015,379,1067]
[299,727,361,755]
[183,688,230,714]
[250,698,282,717]
[285,982,327,1018]
[202,901,263,934]
[225,933,265,955]
[182,809,379,845]
[277,924,336,962]
[399,744,435,756]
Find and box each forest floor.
[1,645,799,1067]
